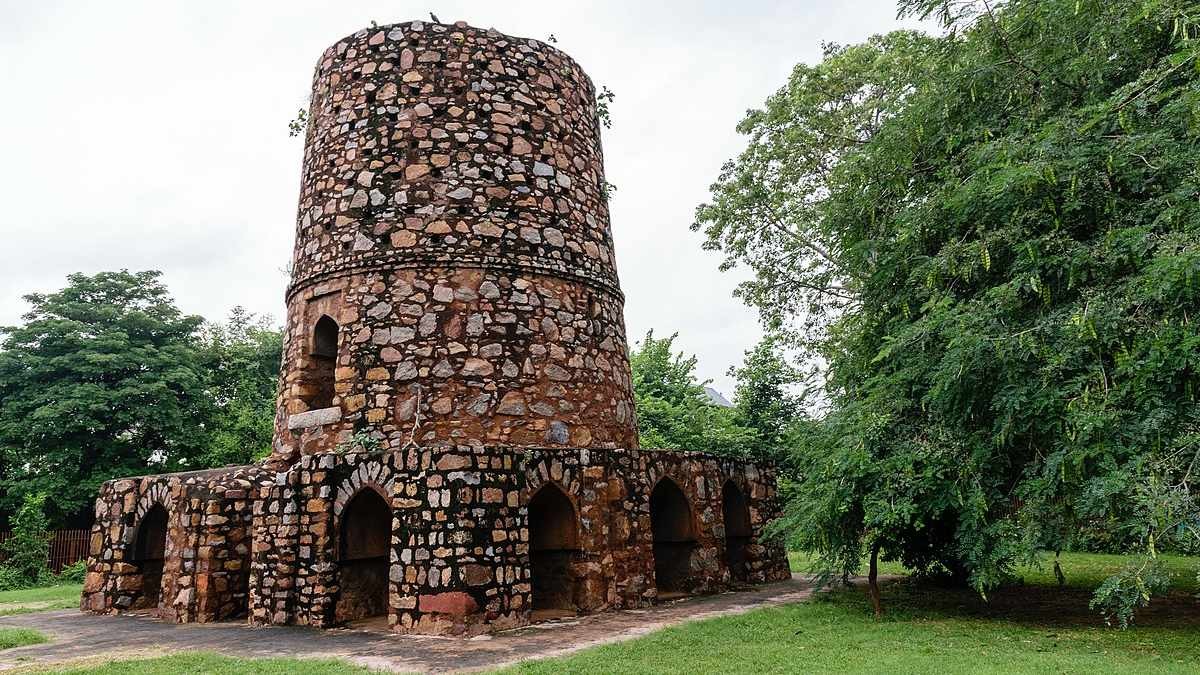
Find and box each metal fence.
[0,529,91,573]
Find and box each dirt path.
[0,576,815,673]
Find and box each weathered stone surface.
[80,464,267,624]
[287,407,342,430]
[420,591,478,617]
[268,17,637,461]
[86,444,790,635]
[81,19,789,641]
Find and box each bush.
[0,564,30,591]
[0,493,52,587]
[57,560,87,584]
[1066,520,1139,554]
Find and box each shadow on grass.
[839,576,1200,630]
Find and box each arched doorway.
[304,315,338,410]
[335,487,391,623]
[650,478,696,598]
[528,483,580,617]
[131,504,168,608]
[722,481,752,582]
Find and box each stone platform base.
[83,446,790,634]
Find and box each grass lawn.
[0,627,47,650]
[5,554,1197,673]
[0,584,82,618]
[497,552,1200,674]
[27,652,378,674]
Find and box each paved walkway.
[0,576,815,673]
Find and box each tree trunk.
[868,543,883,618]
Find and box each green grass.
[33,652,377,674]
[0,627,47,651]
[498,552,1200,674]
[788,551,910,577]
[0,584,82,617]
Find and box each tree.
[694,30,939,352]
[630,331,756,456]
[729,338,808,470]
[196,307,282,467]
[699,0,1200,623]
[0,271,210,527]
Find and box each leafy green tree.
[630,331,756,456]
[729,338,808,469]
[698,0,1200,622]
[196,307,282,467]
[0,271,210,527]
[694,29,938,352]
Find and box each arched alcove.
[131,504,168,608]
[335,487,391,623]
[650,478,696,597]
[528,483,580,615]
[722,481,752,582]
[304,315,339,410]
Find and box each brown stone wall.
[82,466,262,623]
[246,446,788,634]
[521,449,791,611]
[274,265,634,460]
[249,446,526,635]
[250,450,419,628]
[272,19,636,461]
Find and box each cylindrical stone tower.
[272,20,638,460]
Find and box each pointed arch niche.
[650,478,696,598]
[528,483,581,616]
[131,503,169,609]
[302,315,339,410]
[334,487,391,623]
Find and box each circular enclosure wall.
[274,19,637,457]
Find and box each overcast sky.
[0,0,920,396]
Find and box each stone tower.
[274,20,638,460]
[82,20,792,633]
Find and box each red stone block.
[419,591,478,617]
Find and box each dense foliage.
[197,307,283,467]
[697,0,1200,623]
[728,338,808,469]
[629,331,755,455]
[0,272,282,529]
[630,331,804,464]
[0,272,211,527]
[0,493,52,590]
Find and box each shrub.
[0,565,27,591]
[57,560,87,584]
[0,493,52,587]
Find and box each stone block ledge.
[287,407,342,430]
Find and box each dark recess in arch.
[335,488,391,622]
[132,504,168,609]
[529,483,581,613]
[304,315,339,410]
[650,478,696,597]
[722,481,752,582]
